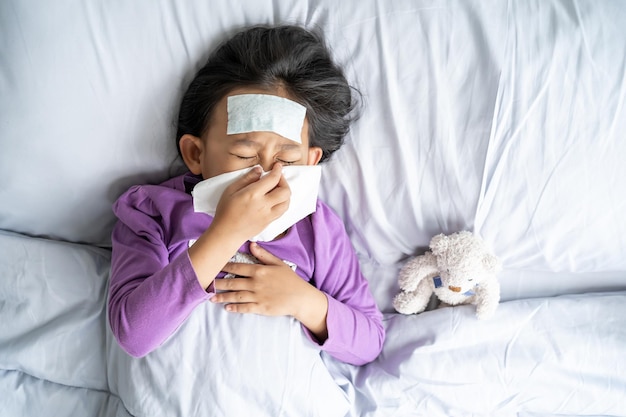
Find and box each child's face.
[183,86,323,179]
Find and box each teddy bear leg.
[393,291,425,314]
[474,281,501,319]
[393,280,433,315]
[475,296,498,319]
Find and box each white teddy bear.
[393,231,502,319]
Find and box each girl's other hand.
[211,242,329,342]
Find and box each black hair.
[176,25,360,162]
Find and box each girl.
[108,25,384,366]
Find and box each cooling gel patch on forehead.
[226,94,306,143]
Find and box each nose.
[259,161,275,172]
[448,286,462,293]
[258,154,279,173]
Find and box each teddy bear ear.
[482,253,502,273]
[429,233,448,255]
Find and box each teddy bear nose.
[448,286,462,293]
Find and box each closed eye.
[231,153,256,160]
[277,159,297,165]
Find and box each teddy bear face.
[430,231,500,295]
[436,261,485,294]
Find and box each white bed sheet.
[2,0,626,416]
[325,292,626,416]
[2,228,623,416]
[107,304,349,417]
[316,0,626,310]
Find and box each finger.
[264,173,291,214]
[250,242,283,266]
[212,290,256,304]
[267,172,291,201]
[225,166,263,193]
[224,303,260,314]
[213,276,254,291]
[270,196,290,218]
[272,166,291,197]
[276,169,289,189]
[220,262,260,277]
[248,163,284,195]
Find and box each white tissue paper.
[192,165,321,242]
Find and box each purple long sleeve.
[108,173,384,364]
[304,205,385,365]
[108,180,213,357]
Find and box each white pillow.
[106,301,349,417]
[0,231,110,391]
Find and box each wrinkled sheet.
[107,292,350,417]
[2,231,625,416]
[325,293,626,416]
[0,231,119,415]
[2,0,626,416]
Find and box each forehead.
[208,86,308,145]
[226,94,306,144]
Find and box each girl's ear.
[179,134,204,175]
[307,146,323,165]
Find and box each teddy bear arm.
[397,252,438,291]
[393,278,434,315]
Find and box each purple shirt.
[109,173,384,365]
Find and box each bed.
[1,0,625,416]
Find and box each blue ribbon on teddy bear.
[433,276,477,296]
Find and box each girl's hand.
[188,164,289,290]
[210,164,290,243]
[211,242,329,342]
